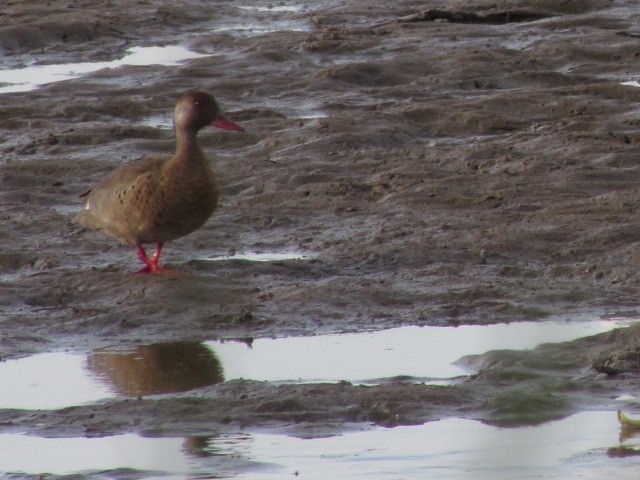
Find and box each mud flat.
[3,0,640,478]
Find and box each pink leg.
[135,243,175,274]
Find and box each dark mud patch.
[372,8,556,28]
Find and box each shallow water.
[0,432,257,478]
[204,319,631,383]
[1,411,638,479]
[0,352,111,410]
[243,411,640,480]
[139,113,174,130]
[0,318,631,410]
[237,5,305,13]
[205,9,310,36]
[0,46,209,93]
[51,204,81,215]
[202,251,310,262]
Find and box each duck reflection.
[182,435,214,457]
[88,341,223,396]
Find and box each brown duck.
[74,91,244,273]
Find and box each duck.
[74,91,244,273]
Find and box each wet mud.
[2,0,640,468]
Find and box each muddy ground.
[2,0,640,448]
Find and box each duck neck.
[174,129,203,161]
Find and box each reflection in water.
[0,45,209,94]
[2,319,634,411]
[237,5,303,12]
[183,435,214,458]
[0,432,255,477]
[202,251,309,262]
[88,341,223,396]
[185,433,254,459]
[1,412,639,479]
[0,352,112,410]
[609,410,640,456]
[205,319,634,383]
[241,411,640,480]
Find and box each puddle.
[280,99,329,120]
[0,352,113,410]
[237,5,304,13]
[205,319,631,384]
[0,319,632,410]
[202,251,310,262]
[212,22,309,35]
[297,111,328,119]
[241,411,640,480]
[209,8,310,36]
[51,204,80,215]
[0,432,257,478]
[0,342,223,410]
[0,46,209,94]
[140,113,174,130]
[1,411,638,479]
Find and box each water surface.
[0,46,209,93]
[0,318,631,410]
[1,411,637,479]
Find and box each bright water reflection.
[0,352,111,410]
[203,251,310,262]
[242,411,640,480]
[0,432,254,478]
[0,411,638,479]
[205,318,631,383]
[0,46,209,93]
[237,5,303,12]
[0,342,223,410]
[0,319,632,410]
